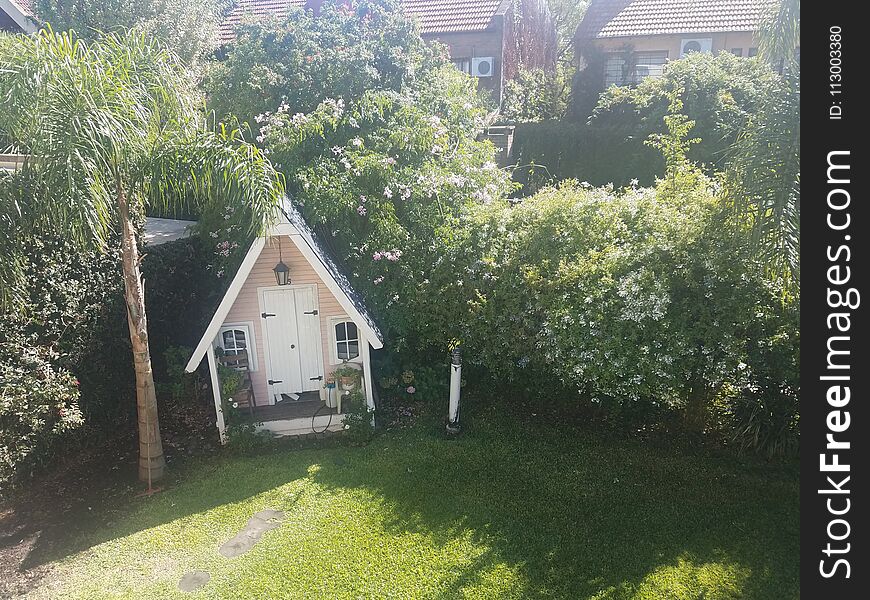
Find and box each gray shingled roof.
[281,199,384,344]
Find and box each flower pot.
[339,375,357,391]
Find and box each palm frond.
[758,0,800,68]
[726,71,800,284]
[0,29,284,306]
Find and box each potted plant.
[333,364,360,392]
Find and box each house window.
[748,47,758,57]
[604,51,668,86]
[452,58,471,74]
[218,323,257,370]
[333,320,360,362]
[731,48,743,57]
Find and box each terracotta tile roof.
[219,0,506,41]
[220,0,306,41]
[9,0,35,16]
[402,0,506,34]
[576,0,771,40]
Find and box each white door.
[262,286,324,402]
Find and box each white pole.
[447,347,462,433]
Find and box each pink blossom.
[357,205,367,216]
[373,251,383,261]
[373,276,385,285]
[406,386,416,394]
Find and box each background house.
[221,0,557,106]
[0,0,35,33]
[575,0,770,86]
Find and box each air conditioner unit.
[680,38,713,58]
[471,57,495,78]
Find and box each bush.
[501,67,569,123]
[35,0,225,66]
[342,389,375,444]
[511,121,661,195]
[513,53,785,196]
[422,166,798,445]
[1,339,84,489]
[0,236,132,429]
[590,52,782,174]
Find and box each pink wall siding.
[221,235,352,406]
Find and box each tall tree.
[0,30,284,482]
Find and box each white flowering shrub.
[431,176,798,438]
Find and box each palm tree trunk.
[117,179,166,483]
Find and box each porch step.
[257,413,345,437]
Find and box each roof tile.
[577,0,772,39]
[219,0,506,41]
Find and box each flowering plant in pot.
[333,364,361,391]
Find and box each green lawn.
[26,415,799,599]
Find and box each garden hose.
[311,389,335,434]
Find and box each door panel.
[262,286,324,400]
[263,289,302,400]
[294,286,324,391]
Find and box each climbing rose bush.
[212,0,514,338]
[1,342,84,488]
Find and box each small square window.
[730,48,743,57]
[748,47,758,57]
[217,323,257,371]
[334,321,359,361]
[452,58,471,74]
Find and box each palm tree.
[0,29,284,483]
[726,0,800,284]
[758,0,800,69]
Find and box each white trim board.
[185,237,266,372]
[1,0,37,33]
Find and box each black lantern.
[273,237,291,286]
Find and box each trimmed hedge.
[0,234,225,490]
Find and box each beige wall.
[424,26,505,103]
[594,31,758,58]
[221,235,354,406]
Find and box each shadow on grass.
[307,418,799,599]
[15,438,328,571]
[16,416,798,599]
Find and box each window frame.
[452,58,471,74]
[216,322,258,371]
[604,50,669,86]
[329,317,362,365]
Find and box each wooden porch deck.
[252,393,340,423]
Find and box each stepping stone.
[178,571,210,592]
[219,510,285,559]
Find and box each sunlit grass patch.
[26,419,798,599]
